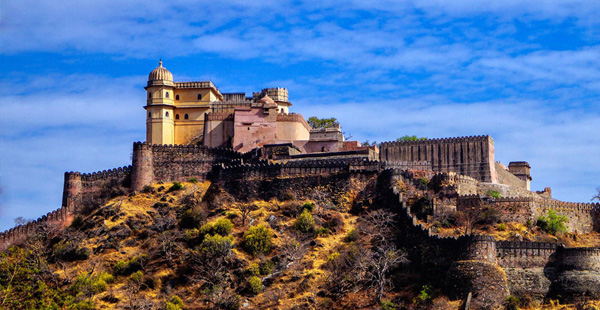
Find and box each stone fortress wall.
[380,135,497,183]
[0,166,132,250]
[0,145,598,302]
[457,194,600,233]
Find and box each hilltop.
[2,169,599,309]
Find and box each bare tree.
[237,202,258,226]
[13,217,32,226]
[593,187,600,201]
[359,209,395,244]
[366,241,409,301]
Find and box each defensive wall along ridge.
[457,194,600,233]
[0,166,132,250]
[379,135,497,183]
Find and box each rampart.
[0,205,73,251]
[276,113,310,131]
[457,195,600,233]
[380,135,497,183]
[1,165,132,252]
[214,158,381,181]
[131,142,243,191]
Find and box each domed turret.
[148,60,173,86]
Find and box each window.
[176,114,180,120]
[184,114,189,120]
[148,112,151,118]
[148,92,151,98]
[166,112,169,118]
[166,92,170,98]
[176,94,180,100]
[197,94,202,100]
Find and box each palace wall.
[380,135,497,183]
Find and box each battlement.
[206,112,234,121]
[77,166,132,182]
[276,113,310,130]
[380,135,491,146]
[253,87,289,102]
[380,135,497,183]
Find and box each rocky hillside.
[1,173,599,310]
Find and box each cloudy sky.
[0,0,599,230]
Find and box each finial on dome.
[159,59,163,67]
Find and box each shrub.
[478,207,501,225]
[294,210,315,234]
[301,202,314,213]
[213,218,234,236]
[344,229,359,242]
[178,207,206,229]
[537,209,568,235]
[505,295,520,310]
[113,255,147,276]
[417,177,429,187]
[248,263,260,276]
[52,241,90,262]
[73,300,95,310]
[200,234,233,258]
[189,177,198,184]
[70,216,84,229]
[282,190,296,201]
[411,197,432,219]
[381,300,398,310]
[259,260,274,275]
[498,223,507,231]
[70,272,113,296]
[142,185,155,194]
[248,276,263,294]
[487,190,501,199]
[242,224,273,256]
[166,295,184,310]
[316,227,330,236]
[168,182,184,192]
[415,284,432,304]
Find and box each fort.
[1,61,598,306]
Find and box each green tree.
[307,116,338,129]
[537,209,568,235]
[396,135,427,142]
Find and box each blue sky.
[0,0,599,231]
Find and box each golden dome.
[148,60,173,81]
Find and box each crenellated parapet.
[0,205,73,251]
[379,135,497,183]
[206,112,234,121]
[131,142,244,191]
[214,158,381,181]
[276,113,310,130]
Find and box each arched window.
[166,92,170,98]
[184,114,189,120]
[166,112,169,118]
[175,94,180,100]
[148,112,151,118]
[176,114,180,120]
[197,94,202,100]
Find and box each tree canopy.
[396,135,427,142]
[307,116,338,129]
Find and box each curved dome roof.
[257,94,276,105]
[148,60,173,81]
